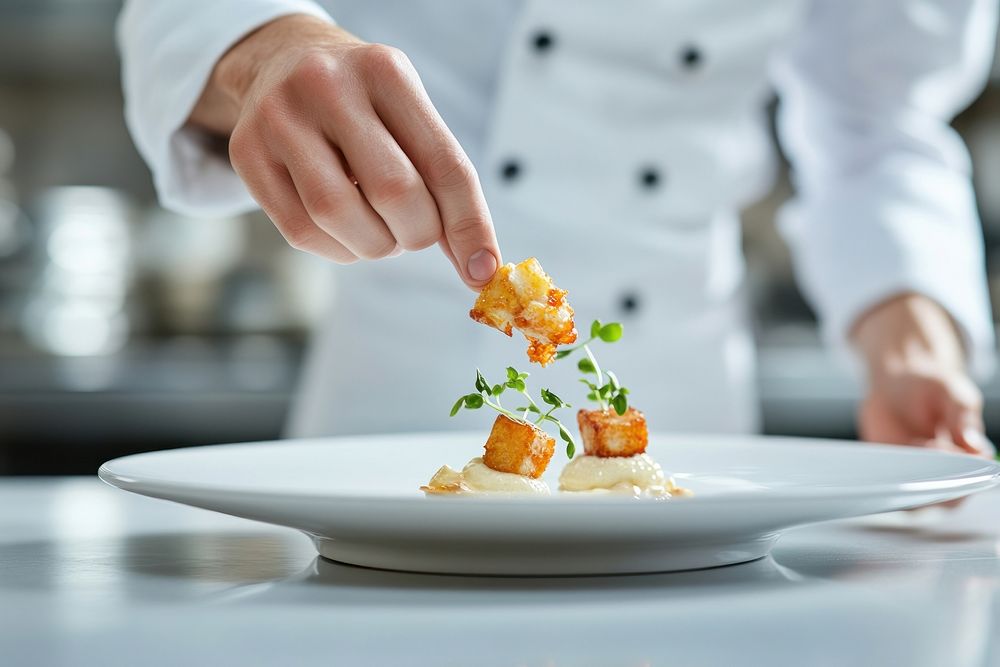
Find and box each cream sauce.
[422,457,551,496]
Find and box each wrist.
[851,293,966,382]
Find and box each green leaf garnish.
[450,367,576,460]
[607,371,620,390]
[475,369,489,394]
[540,388,566,407]
[598,322,623,343]
[549,317,631,413]
[557,422,577,459]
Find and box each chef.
[118,0,997,456]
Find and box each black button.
[680,45,703,69]
[638,167,662,189]
[620,292,640,314]
[500,160,522,182]
[531,30,555,53]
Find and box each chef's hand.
[853,293,994,458]
[188,14,501,288]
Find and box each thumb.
[942,390,993,457]
[436,190,501,288]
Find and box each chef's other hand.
[853,293,994,458]
[189,14,501,288]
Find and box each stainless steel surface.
[0,337,300,474]
[1,477,998,665]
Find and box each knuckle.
[358,43,411,78]
[253,92,292,129]
[424,148,476,190]
[277,217,318,252]
[446,215,491,243]
[288,51,343,91]
[367,169,421,208]
[227,125,254,165]
[399,228,440,252]
[961,383,984,410]
[303,187,348,224]
[357,236,398,261]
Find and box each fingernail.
[467,250,497,282]
[962,428,996,456]
[387,244,404,258]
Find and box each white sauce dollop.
[559,453,689,498]
[423,457,550,496]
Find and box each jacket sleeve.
[772,0,997,376]
[117,0,334,217]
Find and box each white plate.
[98,433,1000,575]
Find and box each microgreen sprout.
[450,367,578,457]
[555,319,630,415]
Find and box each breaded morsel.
[469,257,577,366]
[577,407,649,458]
[482,414,556,478]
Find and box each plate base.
[312,533,781,576]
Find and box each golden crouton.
[469,257,577,366]
[577,407,648,458]
[482,414,555,478]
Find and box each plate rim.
[97,432,1000,508]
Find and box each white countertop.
[1,477,998,666]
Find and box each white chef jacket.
[118,0,997,438]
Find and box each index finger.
[365,51,501,287]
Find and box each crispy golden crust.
[526,338,558,367]
[469,258,576,366]
[469,263,518,337]
[482,414,555,478]
[577,407,648,458]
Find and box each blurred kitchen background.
[1,1,1000,474]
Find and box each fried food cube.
[469,257,577,366]
[577,407,649,458]
[482,414,555,478]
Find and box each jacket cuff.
[779,156,996,379]
[119,0,333,217]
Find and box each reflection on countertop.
[1,477,997,665]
